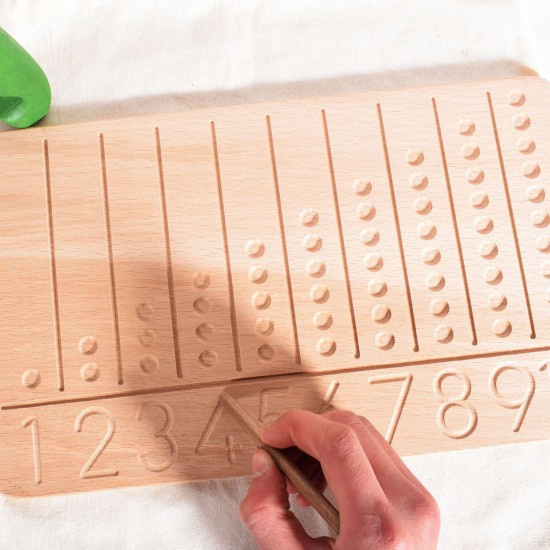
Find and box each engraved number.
[259,386,290,424]
[75,407,119,479]
[317,381,340,414]
[21,416,42,484]
[489,364,535,432]
[136,401,178,472]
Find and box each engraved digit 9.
[433,369,477,439]
[489,364,535,432]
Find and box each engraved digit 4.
[21,416,41,484]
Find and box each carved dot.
[310,284,329,304]
[542,261,550,279]
[536,235,550,252]
[364,253,383,271]
[21,369,41,389]
[192,272,210,290]
[140,355,159,374]
[466,167,484,184]
[316,337,336,356]
[422,246,441,265]
[306,259,326,278]
[457,119,475,135]
[138,329,157,347]
[199,349,218,369]
[484,266,503,285]
[526,185,545,203]
[508,90,525,106]
[430,298,449,317]
[434,324,453,344]
[193,296,211,314]
[255,317,274,336]
[356,202,376,221]
[488,292,507,311]
[368,278,387,297]
[461,143,480,160]
[479,241,498,259]
[470,192,489,209]
[426,272,445,291]
[248,265,268,284]
[531,210,549,228]
[522,161,540,179]
[353,178,372,196]
[513,113,530,130]
[375,331,395,350]
[417,222,436,240]
[300,208,319,227]
[406,148,424,166]
[196,323,215,341]
[493,318,512,337]
[413,196,432,215]
[251,291,271,310]
[80,362,99,382]
[78,336,98,355]
[360,227,380,246]
[136,302,154,321]
[303,234,323,252]
[258,343,276,362]
[313,310,333,330]
[245,240,265,258]
[475,216,494,234]
[517,138,535,154]
[409,172,428,190]
[371,304,391,324]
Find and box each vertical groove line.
[432,98,478,346]
[99,134,124,384]
[155,128,184,377]
[487,92,536,339]
[266,115,301,365]
[322,109,360,359]
[376,105,419,352]
[211,121,242,371]
[42,139,64,391]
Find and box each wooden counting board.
[1,76,549,497]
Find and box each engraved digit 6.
[75,407,119,479]
[136,401,178,472]
[433,369,478,439]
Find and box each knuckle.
[413,493,441,529]
[326,424,361,462]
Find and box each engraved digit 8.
[433,369,478,439]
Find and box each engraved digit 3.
[21,416,41,484]
[433,369,477,439]
[74,407,119,479]
[136,401,178,472]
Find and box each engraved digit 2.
[21,416,41,484]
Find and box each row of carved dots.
[191,272,219,369]
[406,150,453,344]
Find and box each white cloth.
[1,1,549,548]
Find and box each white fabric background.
[1,1,549,548]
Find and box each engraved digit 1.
[74,407,119,479]
[489,364,535,432]
[21,416,41,484]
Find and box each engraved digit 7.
[21,416,41,484]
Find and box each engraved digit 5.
[74,407,119,479]
[136,401,178,472]
[433,369,477,439]
[21,416,41,484]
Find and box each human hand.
[240,410,440,549]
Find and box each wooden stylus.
[219,392,340,534]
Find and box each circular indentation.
[21,369,41,389]
[364,253,383,271]
[461,143,480,160]
[140,355,159,374]
[258,343,276,362]
[526,185,545,203]
[78,336,98,355]
[136,302,154,321]
[138,329,157,347]
[375,331,395,350]
[199,349,218,369]
[513,113,530,130]
[466,167,484,184]
[313,310,333,330]
[426,272,445,291]
[422,246,441,265]
[470,191,489,209]
[310,284,329,304]
[192,272,210,290]
[522,161,540,179]
[488,292,508,311]
[371,304,391,324]
[417,222,437,240]
[368,278,387,297]
[532,210,549,228]
[255,317,274,336]
[542,261,550,279]
[360,227,380,246]
[484,266,503,285]
[80,362,99,382]
[248,265,268,284]
[508,90,526,106]
[475,216,494,234]
[493,318,512,337]
[303,233,323,252]
[193,296,211,314]
[353,178,372,196]
[300,208,319,227]
[434,324,453,344]
[479,241,498,259]
[306,259,326,278]
[413,196,432,215]
[457,119,475,135]
[430,298,449,317]
[517,138,535,154]
[406,148,424,166]
[196,323,215,341]
[536,235,550,252]
[245,239,265,258]
[409,172,428,190]
[251,291,271,310]
[316,337,336,356]
[356,202,376,221]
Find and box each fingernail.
[252,450,270,478]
